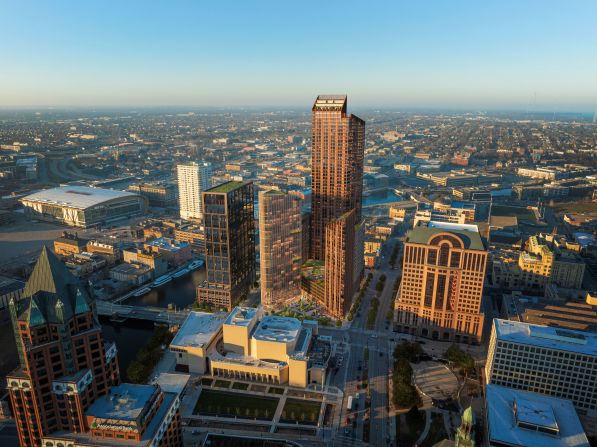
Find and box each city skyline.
[1,1,596,111]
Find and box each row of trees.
[392,342,422,408]
[389,242,400,268]
[347,272,373,321]
[127,326,174,384]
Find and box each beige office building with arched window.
[395,221,487,344]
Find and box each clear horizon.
[1,0,596,112]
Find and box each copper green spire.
[13,246,94,328]
[455,406,475,447]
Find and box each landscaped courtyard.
[194,389,279,420]
[279,399,322,425]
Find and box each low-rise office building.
[486,319,597,417]
[128,182,178,207]
[144,237,192,266]
[54,232,89,256]
[485,384,589,447]
[170,307,330,388]
[491,235,586,292]
[109,263,154,285]
[502,290,597,332]
[123,248,168,277]
[42,383,182,447]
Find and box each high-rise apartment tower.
[306,95,365,318]
[197,181,256,310]
[310,95,365,260]
[177,161,212,221]
[258,190,302,309]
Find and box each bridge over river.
[96,300,189,326]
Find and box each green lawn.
[491,205,536,221]
[280,399,322,425]
[213,379,231,388]
[231,382,249,390]
[268,387,285,395]
[194,390,279,420]
[200,377,213,386]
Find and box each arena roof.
[22,186,140,210]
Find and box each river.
[99,266,206,380]
[124,267,206,309]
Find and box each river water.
[99,267,206,380]
[124,267,206,309]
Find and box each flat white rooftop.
[494,319,597,357]
[224,306,258,327]
[170,311,226,348]
[152,372,190,396]
[22,185,139,210]
[252,315,301,343]
[427,220,479,233]
[486,384,589,447]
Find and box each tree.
[393,341,423,362]
[445,344,475,372]
[393,380,419,408]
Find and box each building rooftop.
[22,186,140,210]
[407,221,485,251]
[87,383,158,422]
[145,237,189,251]
[493,318,597,356]
[0,275,25,296]
[252,315,301,343]
[313,95,347,111]
[170,311,227,348]
[152,372,190,396]
[224,306,258,327]
[486,384,589,447]
[50,389,177,447]
[16,247,93,327]
[207,181,246,194]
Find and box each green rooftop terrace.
[207,181,246,194]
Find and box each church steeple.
[455,406,475,447]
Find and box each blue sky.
[1,0,596,111]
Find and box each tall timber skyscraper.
[258,189,302,308]
[177,161,212,221]
[308,95,365,317]
[197,181,256,310]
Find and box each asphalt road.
[323,218,408,447]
